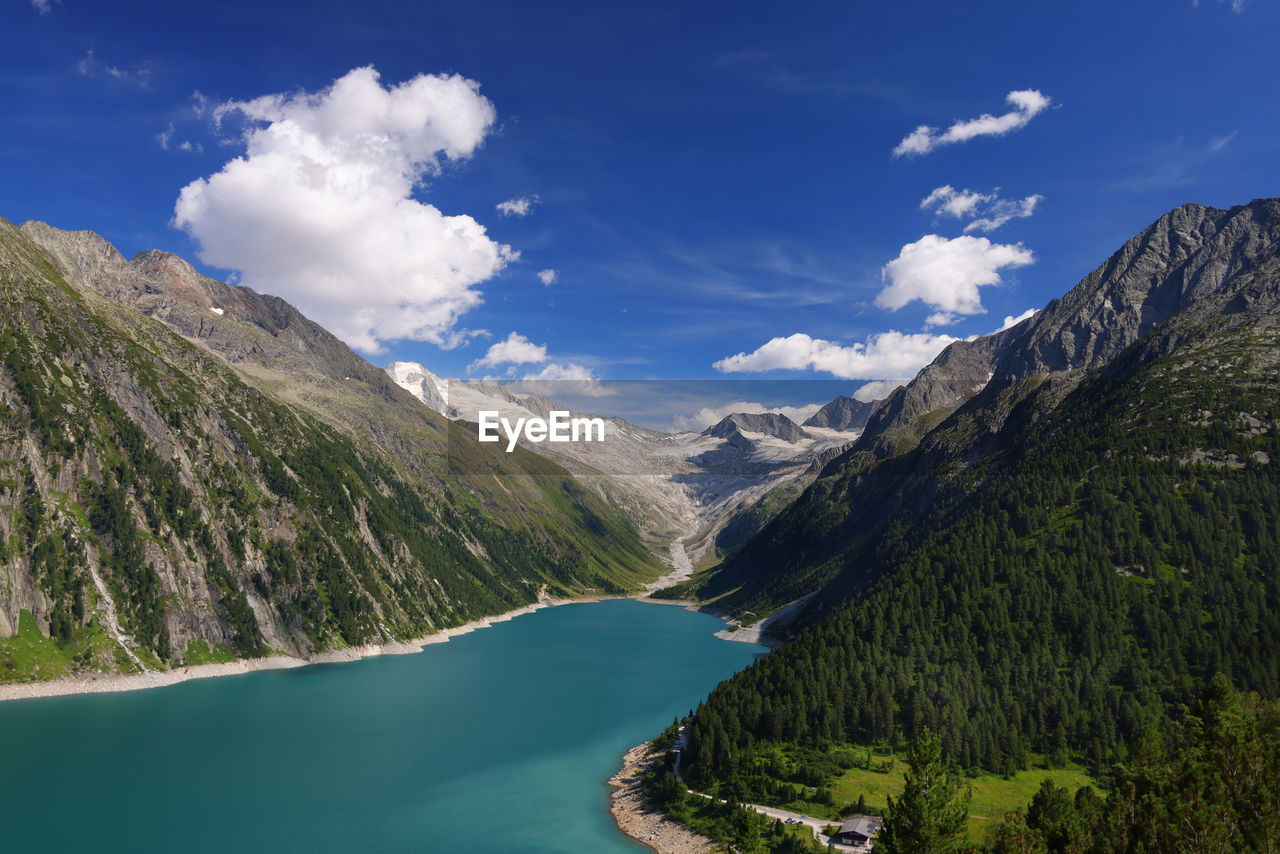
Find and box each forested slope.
[0,216,658,681]
[677,199,1280,795]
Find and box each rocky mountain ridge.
[801,394,881,432]
[703,412,812,444]
[847,200,1280,466]
[697,198,1280,618]
[0,217,660,682]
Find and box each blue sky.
[4,0,1278,407]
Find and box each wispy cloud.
[710,48,924,108]
[612,240,869,310]
[920,186,992,218]
[156,121,203,154]
[1110,132,1238,192]
[965,196,1041,234]
[894,89,1051,158]
[497,195,538,217]
[921,186,1042,233]
[76,49,153,87]
[1192,0,1248,11]
[31,0,58,15]
[712,49,850,97]
[537,268,558,286]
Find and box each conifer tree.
[878,728,971,854]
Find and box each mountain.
[802,395,882,432]
[673,199,1280,796]
[385,361,449,415]
[0,217,660,683]
[704,412,812,444]
[386,363,860,569]
[698,198,1280,616]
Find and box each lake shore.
[0,592,627,703]
[1,534,735,704]
[608,739,715,854]
[0,594,781,703]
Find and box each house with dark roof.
[833,816,881,847]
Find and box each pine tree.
[878,728,971,854]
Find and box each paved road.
[671,727,869,852]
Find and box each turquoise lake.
[0,599,764,852]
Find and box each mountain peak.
[852,197,1280,460]
[704,412,811,443]
[802,395,882,432]
[130,249,232,313]
[387,360,450,414]
[19,220,133,283]
[995,197,1280,383]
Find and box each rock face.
[996,200,1280,379]
[704,412,811,444]
[0,217,659,682]
[802,395,881,432]
[853,200,1280,459]
[21,223,373,381]
[699,198,1280,617]
[851,326,1023,459]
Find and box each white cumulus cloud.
[471,331,548,370]
[920,185,992,218]
[894,89,1051,158]
[499,363,613,398]
[670,401,825,433]
[925,311,959,327]
[537,268,558,286]
[173,66,515,354]
[997,308,1038,332]
[877,234,1034,317]
[469,332,609,395]
[853,380,904,402]
[920,185,1042,233]
[496,196,538,217]
[714,330,961,381]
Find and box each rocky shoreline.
[609,740,715,854]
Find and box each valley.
[2,199,1277,853]
[5,4,1279,851]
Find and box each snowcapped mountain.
[386,362,864,563]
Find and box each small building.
[833,816,881,847]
